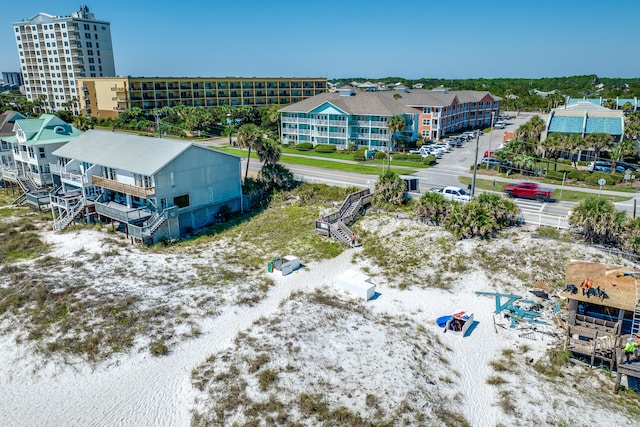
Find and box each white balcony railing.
[50,163,89,185]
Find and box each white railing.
[519,211,569,229]
[355,120,388,127]
[50,163,88,185]
[281,117,310,124]
[328,132,347,138]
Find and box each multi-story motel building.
[77,76,328,119]
[12,5,116,114]
[379,88,502,140]
[279,87,500,149]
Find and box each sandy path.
[367,271,511,425]
[0,251,354,427]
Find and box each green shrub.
[374,151,387,160]
[545,170,565,181]
[295,142,314,151]
[567,170,587,181]
[149,339,168,356]
[585,172,617,186]
[558,159,571,165]
[393,153,408,160]
[353,152,366,161]
[314,144,336,153]
[407,154,423,161]
[423,155,437,165]
[577,160,589,167]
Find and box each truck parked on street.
[502,182,554,201]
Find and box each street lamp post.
[226,113,233,145]
[471,130,480,197]
[486,111,495,169]
[152,111,163,139]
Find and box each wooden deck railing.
[92,176,155,198]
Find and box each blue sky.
[2,0,639,80]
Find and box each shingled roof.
[278,92,417,116]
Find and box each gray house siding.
[153,146,242,232]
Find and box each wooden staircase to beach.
[314,188,372,246]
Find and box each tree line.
[332,75,640,113]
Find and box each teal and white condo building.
[279,87,419,150]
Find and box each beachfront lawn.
[211,146,418,175]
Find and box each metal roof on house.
[13,114,83,145]
[53,130,201,176]
[278,92,417,116]
[548,102,624,135]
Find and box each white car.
[442,186,471,203]
[494,120,506,129]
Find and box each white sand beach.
[0,219,638,426]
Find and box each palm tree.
[222,124,237,145]
[415,191,450,225]
[584,132,613,161]
[569,196,625,245]
[236,124,263,180]
[260,164,294,190]
[257,137,281,167]
[623,217,640,254]
[528,115,546,142]
[386,115,406,170]
[624,112,640,141]
[444,203,497,240]
[373,170,405,206]
[563,134,586,168]
[540,133,565,171]
[609,138,636,174]
[475,193,520,227]
[512,153,536,175]
[266,104,281,135]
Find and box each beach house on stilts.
[50,130,243,244]
[560,261,640,390]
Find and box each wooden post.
[590,331,598,368]
[615,370,622,394]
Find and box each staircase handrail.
[314,189,371,230]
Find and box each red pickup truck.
[503,182,554,201]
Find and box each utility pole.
[486,111,495,169]
[471,130,480,197]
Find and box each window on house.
[104,167,116,180]
[134,173,152,188]
[39,147,46,159]
[173,194,190,209]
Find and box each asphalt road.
[224,113,637,228]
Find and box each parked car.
[494,120,506,129]
[615,161,637,172]
[588,161,625,173]
[503,182,554,201]
[462,131,477,140]
[431,186,471,203]
[481,157,509,167]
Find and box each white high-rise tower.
[13,5,116,113]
